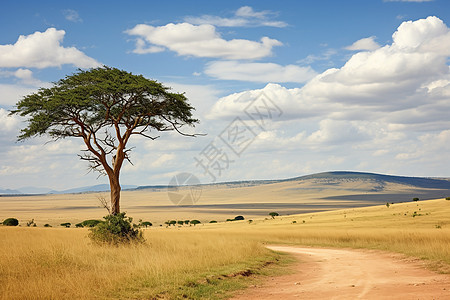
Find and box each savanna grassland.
[1,197,450,299]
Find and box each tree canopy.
[12,66,199,214]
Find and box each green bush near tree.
[88,213,144,245]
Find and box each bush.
[234,216,244,221]
[141,221,152,228]
[209,220,217,223]
[80,219,102,227]
[190,220,201,226]
[413,197,419,202]
[44,223,52,227]
[88,213,144,245]
[60,222,71,228]
[226,219,235,222]
[3,218,19,226]
[445,197,450,200]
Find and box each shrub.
[413,197,419,202]
[209,220,217,223]
[141,221,152,228]
[184,220,190,225]
[234,216,244,221]
[386,202,390,208]
[226,219,235,222]
[292,220,297,224]
[75,223,83,228]
[445,197,450,200]
[80,219,102,227]
[269,212,279,219]
[3,218,19,226]
[88,213,144,245]
[190,220,201,226]
[169,220,177,226]
[44,223,52,227]
[248,220,253,224]
[60,222,71,228]
[177,220,184,226]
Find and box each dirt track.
[231,246,450,299]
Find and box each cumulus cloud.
[0,28,101,68]
[204,61,317,83]
[126,23,282,59]
[345,36,380,51]
[185,6,288,28]
[210,16,450,145]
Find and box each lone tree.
[11,67,198,215]
[269,212,279,219]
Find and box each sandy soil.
[231,246,450,300]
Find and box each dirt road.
[231,246,450,299]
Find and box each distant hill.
[2,171,449,197]
[286,171,450,190]
[0,184,138,195]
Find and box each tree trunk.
[109,174,121,215]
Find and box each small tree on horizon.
[269,212,279,219]
[11,67,199,215]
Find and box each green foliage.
[44,224,52,227]
[88,213,144,245]
[3,218,19,226]
[169,220,177,226]
[140,221,152,228]
[209,220,217,223]
[413,197,419,202]
[292,221,297,224]
[77,219,103,228]
[11,66,199,142]
[248,220,253,224]
[177,220,184,226]
[60,223,71,228]
[445,197,450,200]
[234,216,244,221]
[386,202,390,208]
[226,219,235,222]
[184,220,190,225]
[269,212,279,219]
[190,220,201,226]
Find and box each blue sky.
[1,0,449,190]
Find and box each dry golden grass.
[0,227,279,299]
[1,198,449,299]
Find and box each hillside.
[1,171,449,225]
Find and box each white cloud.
[204,61,317,83]
[184,6,288,28]
[0,84,37,106]
[0,108,19,133]
[209,16,450,165]
[0,28,101,68]
[63,9,82,22]
[126,23,282,59]
[345,36,380,51]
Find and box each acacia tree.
[12,66,198,215]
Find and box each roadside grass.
[0,227,288,300]
[0,198,449,299]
